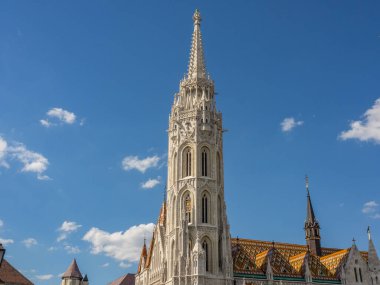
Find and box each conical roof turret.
[62,259,83,280]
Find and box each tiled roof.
[0,259,34,285]
[62,259,83,280]
[231,238,368,281]
[108,273,135,285]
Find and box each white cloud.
[362,201,378,214]
[340,98,380,144]
[64,245,80,254]
[22,238,38,248]
[0,238,14,246]
[122,155,160,173]
[0,219,3,227]
[57,221,82,242]
[47,108,76,124]
[48,246,58,252]
[0,137,9,168]
[280,117,304,132]
[39,119,53,128]
[372,213,380,219]
[83,223,155,262]
[119,262,132,269]
[3,141,50,180]
[36,274,54,281]
[141,177,161,189]
[101,262,110,268]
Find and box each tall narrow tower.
[165,9,233,285]
[304,176,322,256]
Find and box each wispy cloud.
[40,107,77,127]
[119,262,132,269]
[141,177,161,189]
[122,155,160,173]
[340,98,380,144]
[22,238,38,248]
[0,219,3,228]
[101,263,110,268]
[35,274,54,281]
[0,238,14,246]
[64,244,80,254]
[280,117,303,132]
[0,137,50,180]
[57,221,82,242]
[83,223,155,262]
[362,201,380,219]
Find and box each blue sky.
[1,1,380,285]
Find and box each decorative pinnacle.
[187,9,207,79]
[352,237,356,245]
[193,9,201,25]
[305,175,309,195]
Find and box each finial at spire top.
[305,175,309,195]
[352,237,356,245]
[368,226,372,240]
[193,9,201,25]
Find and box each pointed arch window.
[201,147,210,177]
[359,268,363,282]
[202,194,208,223]
[182,147,192,177]
[202,240,210,272]
[354,268,358,282]
[184,194,192,223]
[217,152,221,184]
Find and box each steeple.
[304,176,322,256]
[187,9,208,80]
[367,226,380,272]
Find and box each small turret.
[61,259,87,285]
[304,176,322,256]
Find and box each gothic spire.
[306,176,316,224]
[304,176,322,256]
[187,9,208,80]
[367,226,380,271]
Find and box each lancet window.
[202,240,210,272]
[202,193,209,223]
[182,147,192,177]
[201,147,210,177]
[184,194,192,223]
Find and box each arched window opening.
[202,194,208,223]
[172,153,177,183]
[185,194,191,223]
[217,152,221,184]
[359,268,363,282]
[201,147,209,177]
[218,196,222,228]
[171,241,175,277]
[375,276,378,284]
[202,240,210,272]
[354,268,358,282]
[182,147,192,177]
[218,235,223,270]
[172,196,177,228]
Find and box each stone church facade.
[134,10,380,285]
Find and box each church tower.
[304,176,322,256]
[165,9,233,285]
